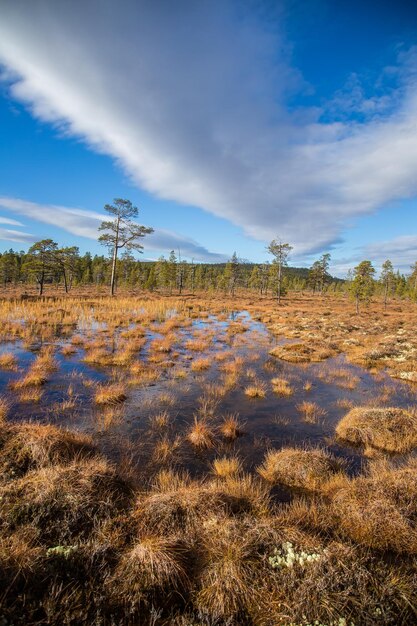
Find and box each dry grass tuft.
[257,447,345,491]
[187,417,215,449]
[191,357,211,372]
[336,406,417,452]
[0,421,97,480]
[296,401,327,424]
[195,518,263,620]
[111,535,189,601]
[94,382,127,405]
[332,457,417,553]
[0,396,10,422]
[271,377,293,396]
[244,381,266,398]
[0,457,133,542]
[61,343,77,356]
[212,456,242,478]
[0,352,18,370]
[148,410,171,430]
[153,436,181,464]
[220,413,243,440]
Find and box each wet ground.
[0,309,415,479]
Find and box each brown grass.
[94,382,127,405]
[271,377,293,396]
[257,447,345,491]
[220,413,243,440]
[0,352,18,370]
[336,406,417,452]
[296,400,327,424]
[244,381,266,398]
[212,456,241,478]
[0,421,97,480]
[332,458,417,553]
[110,534,189,602]
[187,417,215,449]
[0,457,132,542]
[153,436,181,464]
[0,396,10,421]
[191,357,211,371]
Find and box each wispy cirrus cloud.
[0,227,37,244]
[0,215,24,226]
[0,196,227,261]
[0,2,417,257]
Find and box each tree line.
[0,198,416,310]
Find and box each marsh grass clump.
[187,417,215,449]
[153,435,181,464]
[149,410,172,430]
[332,457,417,553]
[244,380,267,398]
[0,396,10,421]
[257,447,345,492]
[110,535,190,606]
[271,377,293,397]
[212,456,241,478]
[94,382,127,405]
[297,401,327,424]
[220,413,243,440]
[303,380,313,392]
[336,406,417,452]
[194,517,266,621]
[61,343,77,356]
[0,457,133,543]
[191,357,211,372]
[0,422,97,480]
[0,352,18,370]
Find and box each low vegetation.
[0,289,416,624]
[336,406,417,452]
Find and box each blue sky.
[1,0,417,275]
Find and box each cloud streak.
[0,196,226,261]
[0,2,417,255]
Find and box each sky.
[1,0,417,276]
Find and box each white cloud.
[0,227,37,244]
[0,196,226,261]
[365,235,417,272]
[0,215,23,226]
[0,2,417,256]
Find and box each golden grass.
[153,436,181,463]
[296,400,327,424]
[332,458,417,553]
[0,396,10,421]
[18,387,44,403]
[187,417,215,449]
[335,406,417,452]
[244,380,267,398]
[148,410,171,430]
[61,343,77,356]
[257,447,345,491]
[0,352,18,370]
[212,456,241,478]
[185,338,209,352]
[191,357,211,371]
[0,457,132,542]
[111,535,189,601]
[94,382,127,405]
[220,413,243,440]
[271,377,293,396]
[0,421,97,481]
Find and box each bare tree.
[98,198,153,296]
